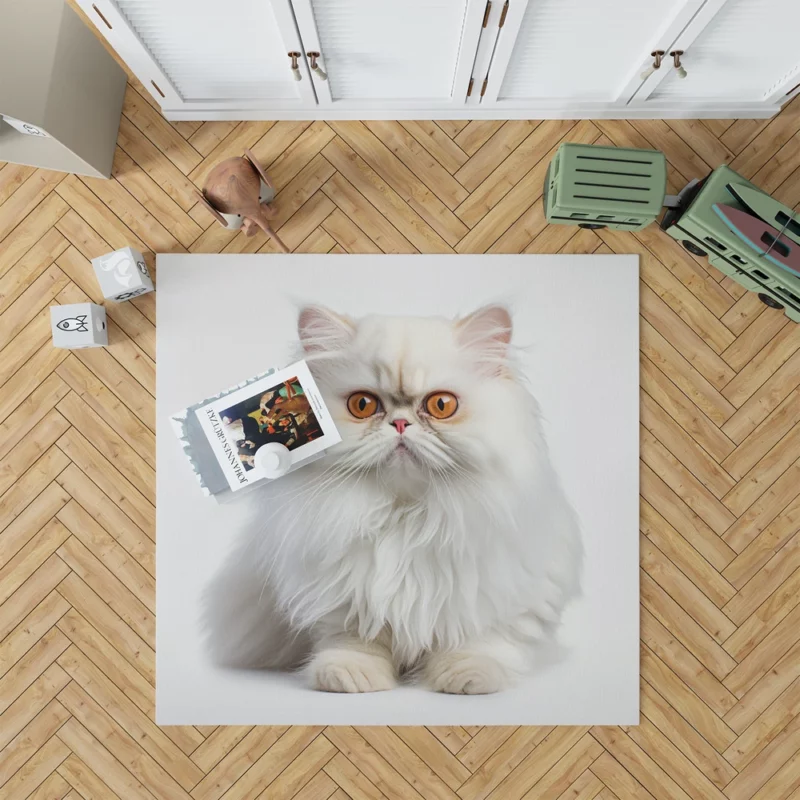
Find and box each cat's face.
[298,305,531,494]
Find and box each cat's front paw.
[307,648,397,693]
[424,652,512,695]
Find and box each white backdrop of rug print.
[155,254,639,725]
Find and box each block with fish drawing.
[92,246,154,301]
[50,303,107,349]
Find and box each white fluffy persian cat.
[204,304,582,694]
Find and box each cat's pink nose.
[390,419,410,434]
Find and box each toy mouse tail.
[254,214,290,253]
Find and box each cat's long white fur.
[204,305,582,693]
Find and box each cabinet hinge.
[467,78,474,97]
[482,1,492,27]
[480,78,488,97]
[499,0,509,27]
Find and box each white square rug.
[156,254,639,725]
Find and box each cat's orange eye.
[424,392,458,420]
[347,391,380,419]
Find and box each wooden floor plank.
[400,121,469,174]
[56,571,155,684]
[0,700,69,796]
[0,170,66,244]
[0,591,70,681]
[364,120,469,210]
[456,121,595,250]
[0,193,69,279]
[639,681,736,790]
[630,119,711,182]
[454,120,576,228]
[641,501,736,609]
[641,610,737,719]
[0,265,69,348]
[0,228,68,317]
[723,678,800,772]
[0,665,70,758]
[724,534,800,631]
[56,717,158,800]
[56,536,154,649]
[454,121,506,155]
[321,171,417,254]
[122,86,202,176]
[0,163,36,207]
[457,727,551,800]
[324,128,459,250]
[724,638,800,734]
[116,115,200,212]
[110,148,202,249]
[57,681,194,798]
[251,122,319,187]
[322,751,387,800]
[187,121,238,157]
[453,121,540,192]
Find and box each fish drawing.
[57,315,89,332]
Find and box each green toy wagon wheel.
[758,293,785,309]
[682,240,707,257]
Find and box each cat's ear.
[298,305,355,353]
[456,305,512,372]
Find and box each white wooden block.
[91,246,154,301]
[50,303,107,348]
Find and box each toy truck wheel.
[758,293,785,310]
[578,223,606,230]
[682,240,707,257]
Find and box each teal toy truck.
[544,142,800,323]
[660,165,800,323]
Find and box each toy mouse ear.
[244,149,273,190]
[195,190,229,228]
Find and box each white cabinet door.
[479,0,705,109]
[76,0,316,112]
[287,0,486,109]
[635,0,800,107]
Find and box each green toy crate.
[661,164,800,323]
[544,143,667,231]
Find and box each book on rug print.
[172,360,341,496]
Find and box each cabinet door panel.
[646,0,800,103]
[291,0,485,107]
[78,0,315,110]
[485,0,701,105]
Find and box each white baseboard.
[162,103,779,122]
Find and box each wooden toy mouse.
[197,149,289,253]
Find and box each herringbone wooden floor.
[4,29,800,800]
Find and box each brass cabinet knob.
[640,50,665,81]
[288,52,302,81]
[307,52,328,81]
[670,50,687,79]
